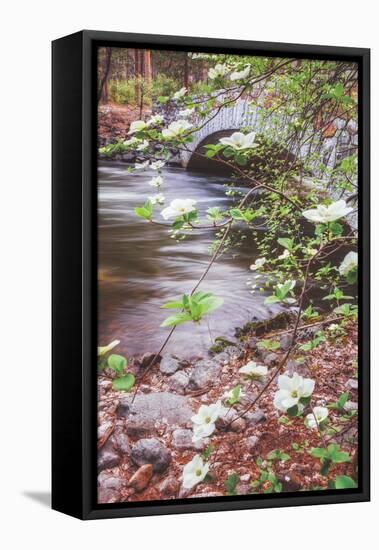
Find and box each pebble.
[131,438,171,473]
[188,359,221,391]
[246,435,259,453]
[97,441,120,473]
[345,378,358,390]
[244,409,266,426]
[172,428,208,451]
[168,371,189,394]
[97,488,121,504]
[159,355,181,375]
[158,476,180,497]
[128,464,153,492]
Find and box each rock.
[97,420,113,442]
[244,409,266,426]
[97,487,121,504]
[280,333,293,350]
[158,476,180,497]
[168,371,190,394]
[344,400,358,411]
[118,391,192,427]
[216,408,239,429]
[172,428,207,451]
[345,378,358,390]
[240,473,251,482]
[178,485,191,499]
[213,346,244,364]
[137,352,161,370]
[97,441,120,472]
[236,482,250,495]
[98,472,124,490]
[111,431,131,455]
[131,438,171,473]
[159,355,181,375]
[246,435,259,453]
[230,417,246,433]
[125,415,155,438]
[128,464,153,492]
[188,360,221,391]
[264,352,278,366]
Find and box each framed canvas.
[52,30,370,520]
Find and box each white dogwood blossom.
[128,120,148,134]
[239,362,268,380]
[148,114,163,126]
[173,87,187,100]
[219,131,257,150]
[305,407,329,430]
[191,402,223,442]
[136,139,149,151]
[302,200,354,224]
[148,176,163,188]
[162,120,192,138]
[134,160,149,170]
[161,198,197,220]
[339,251,358,276]
[182,455,209,489]
[230,66,250,81]
[148,193,165,205]
[250,257,266,270]
[178,108,195,118]
[274,373,315,412]
[208,64,229,79]
[151,160,166,171]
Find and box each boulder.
[118,391,193,427]
[172,428,207,451]
[131,438,171,473]
[188,359,221,391]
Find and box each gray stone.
[230,417,246,433]
[280,333,293,351]
[98,472,124,490]
[125,415,156,438]
[246,435,259,453]
[159,355,181,375]
[158,476,180,497]
[131,438,171,473]
[118,391,193,426]
[264,352,278,366]
[111,431,131,455]
[172,428,207,451]
[244,409,266,426]
[344,400,358,411]
[97,442,120,473]
[236,482,250,495]
[97,487,121,504]
[168,371,190,394]
[196,491,224,498]
[345,378,358,391]
[188,360,221,391]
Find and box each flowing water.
[98,161,284,359]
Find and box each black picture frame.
[52,30,370,520]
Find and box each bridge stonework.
[179,99,358,173]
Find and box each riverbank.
[97,311,358,503]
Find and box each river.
[98,161,284,359]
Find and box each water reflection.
[98,161,282,358]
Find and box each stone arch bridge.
[174,99,358,173]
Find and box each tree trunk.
[98,47,112,104]
[134,49,141,106]
[144,50,152,84]
[183,54,189,88]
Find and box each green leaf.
[134,206,151,220]
[112,373,135,392]
[264,295,280,305]
[107,354,127,374]
[160,312,193,327]
[199,296,224,315]
[225,472,239,496]
[310,447,328,459]
[161,300,184,309]
[287,404,299,417]
[334,475,357,489]
[277,237,294,250]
